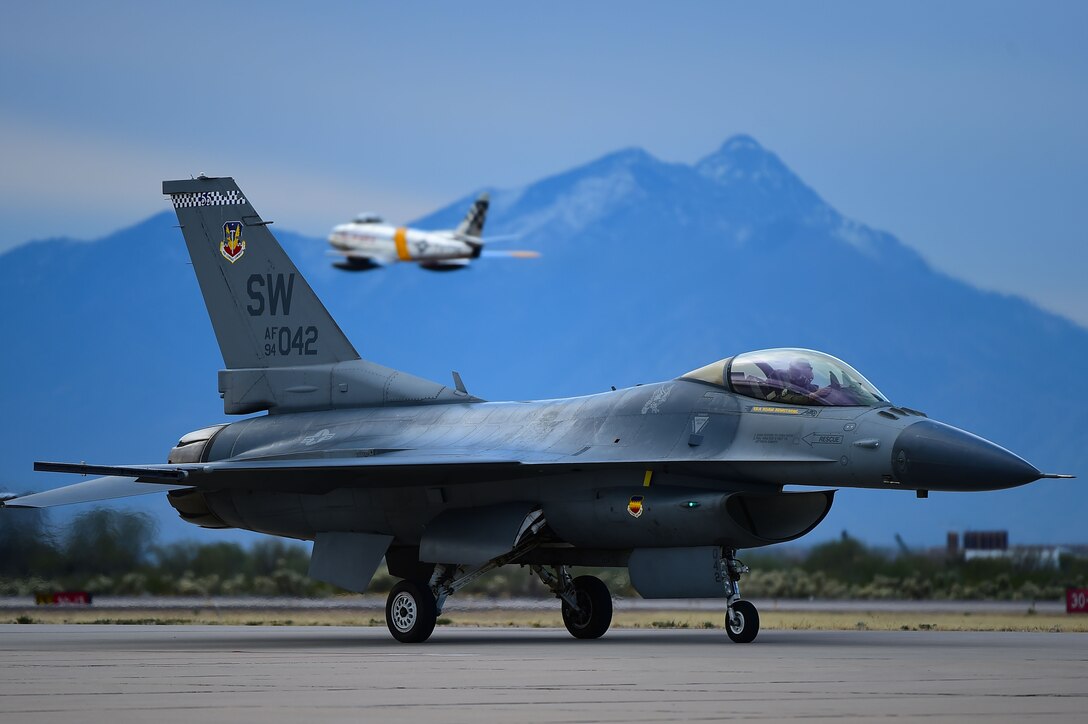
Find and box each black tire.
[385,580,438,643]
[561,575,613,640]
[725,600,759,643]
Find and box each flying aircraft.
[327,192,538,271]
[3,177,1070,644]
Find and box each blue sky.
[2,1,1086,325]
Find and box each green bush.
[2,509,1084,600]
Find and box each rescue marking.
[802,432,844,446]
[754,433,796,444]
[643,470,653,488]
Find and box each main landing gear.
[382,561,614,644]
[381,544,752,644]
[382,508,618,644]
[385,580,437,644]
[723,548,759,643]
[533,565,613,640]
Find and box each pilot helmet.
[789,359,814,384]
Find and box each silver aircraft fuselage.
[178,376,1038,544]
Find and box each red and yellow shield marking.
[220,221,246,263]
[627,495,644,518]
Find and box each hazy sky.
[2,1,1085,325]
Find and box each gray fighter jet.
[3,177,1071,644]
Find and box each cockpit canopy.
[682,348,888,407]
[352,212,384,224]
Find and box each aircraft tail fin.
[454,192,490,238]
[163,177,359,370]
[164,176,467,414]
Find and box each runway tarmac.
[1,625,1086,723]
[0,595,1067,614]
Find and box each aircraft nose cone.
[891,420,1041,491]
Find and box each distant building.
[963,530,1008,559]
[946,532,959,557]
[948,529,1065,568]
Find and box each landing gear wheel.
[386,580,437,643]
[726,600,759,643]
[561,575,613,640]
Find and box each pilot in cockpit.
[761,358,819,403]
[683,348,888,408]
[784,359,817,393]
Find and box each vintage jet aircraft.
[3,177,1070,644]
[327,192,538,271]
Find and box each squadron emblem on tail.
[220,221,246,263]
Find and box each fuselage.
[175,374,1039,544]
[329,222,476,265]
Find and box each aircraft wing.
[9,450,837,506]
[18,455,528,502]
[327,250,390,270]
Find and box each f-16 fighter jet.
[4,177,1070,644]
[328,192,537,271]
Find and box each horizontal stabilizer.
[34,461,189,483]
[3,476,191,509]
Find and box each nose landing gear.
[726,599,759,643]
[723,548,759,643]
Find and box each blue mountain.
[2,135,1084,547]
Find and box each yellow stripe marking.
[643,470,653,488]
[394,227,411,261]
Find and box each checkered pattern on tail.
[169,190,247,208]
